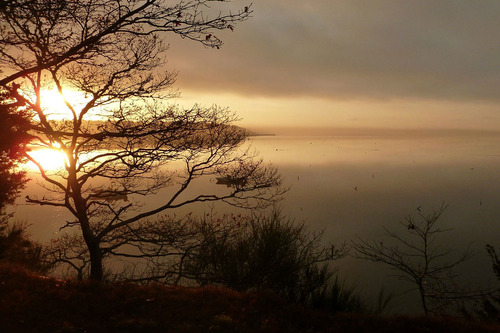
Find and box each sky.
[166,0,500,133]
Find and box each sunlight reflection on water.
[13,132,500,314]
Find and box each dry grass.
[0,263,499,333]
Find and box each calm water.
[251,132,500,313]
[14,130,500,313]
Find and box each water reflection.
[13,131,500,313]
[250,133,500,313]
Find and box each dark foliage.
[309,275,366,314]
[1,264,499,333]
[0,219,50,274]
[0,87,32,212]
[476,245,500,321]
[183,209,347,306]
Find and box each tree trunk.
[80,216,103,281]
[88,238,104,281]
[79,221,104,281]
[75,199,103,281]
[418,283,428,316]
[68,173,104,281]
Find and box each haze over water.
[14,127,500,313]
[249,127,500,313]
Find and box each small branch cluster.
[352,203,488,315]
[0,0,252,86]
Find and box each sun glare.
[26,148,68,171]
[39,87,95,120]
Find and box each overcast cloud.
[167,0,500,102]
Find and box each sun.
[38,88,82,119]
[38,87,101,120]
[26,148,68,172]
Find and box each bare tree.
[45,233,90,280]
[0,0,251,85]
[0,0,284,281]
[352,204,482,315]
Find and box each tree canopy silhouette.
[0,86,32,213]
[0,0,283,281]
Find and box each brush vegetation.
[1,212,500,332]
[1,263,500,333]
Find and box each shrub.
[0,218,51,274]
[476,245,500,321]
[183,209,347,305]
[310,275,365,313]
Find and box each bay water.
[14,129,500,313]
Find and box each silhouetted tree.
[0,85,47,274]
[0,0,284,281]
[352,204,484,315]
[45,233,90,280]
[0,219,51,273]
[182,209,347,304]
[477,245,500,320]
[0,86,32,213]
[0,0,251,86]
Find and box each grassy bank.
[1,264,499,333]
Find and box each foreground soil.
[0,264,499,333]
